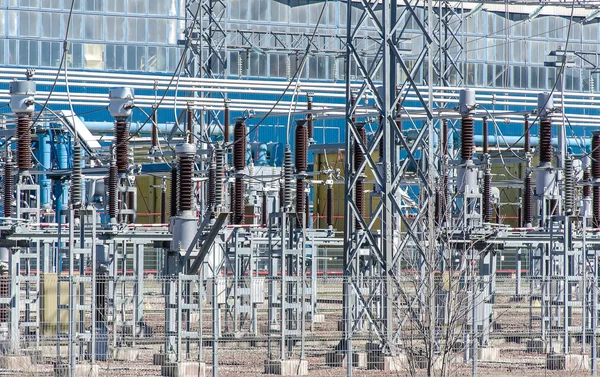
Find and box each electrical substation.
[3,1,600,377]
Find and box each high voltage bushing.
[522,115,533,227]
[283,145,293,210]
[208,157,216,212]
[214,145,224,209]
[457,88,477,195]
[232,118,246,224]
[71,141,82,218]
[151,104,159,150]
[564,155,574,215]
[9,78,35,173]
[482,117,492,223]
[233,118,246,171]
[535,92,558,214]
[108,87,134,175]
[223,100,230,144]
[176,143,195,213]
[354,122,367,229]
[3,161,13,218]
[186,105,194,144]
[170,166,178,217]
[295,119,308,227]
[108,160,118,222]
[592,131,600,228]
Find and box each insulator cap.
[458,88,475,116]
[9,80,36,114]
[537,92,553,119]
[108,87,135,118]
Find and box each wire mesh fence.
[0,274,596,376]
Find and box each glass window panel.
[20,11,39,37]
[250,0,259,21]
[106,17,125,41]
[41,0,61,9]
[70,43,83,68]
[20,0,39,7]
[290,0,307,24]
[0,40,4,66]
[512,14,526,37]
[339,2,346,26]
[0,10,5,37]
[83,43,103,69]
[167,19,178,44]
[149,0,168,15]
[41,13,61,38]
[148,46,167,71]
[8,11,17,36]
[106,44,125,69]
[84,15,103,40]
[107,0,125,12]
[8,40,17,65]
[309,1,323,25]
[128,0,147,14]
[20,40,38,66]
[85,0,102,11]
[128,18,146,42]
[148,19,167,43]
[584,21,599,41]
[67,14,83,39]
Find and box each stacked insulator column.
[522,116,533,227]
[457,89,477,196]
[295,119,308,228]
[114,119,130,174]
[177,144,195,213]
[354,122,366,229]
[482,117,492,223]
[592,131,600,228]
[326,183,333,229]
[9,78,36,174]
[108,159,118,222]
[71,141,82,218]
[283,145,293,210]
[564,155,574,215]
[233,118,246,224]
[170,167,178,217]
[215,145,224,209]
[535,92,557,223]
[3,161,13,218]
[583,156,592,219]
[208,156,216,214]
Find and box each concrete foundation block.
[0,355,31,371]
[264,359,308,375]
[565,354,590,370]
[526,339,545,353]
[477,347,500,361]
[311,314,325,323]
[112,347,139,361]
[54,363,99,377]
[161,362,206,377]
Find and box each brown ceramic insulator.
[208,162,216,210]
[295,122,308,172]
[108,163,118,220]
[584,170,591,198]
[326,185,333,228]
[594,187,600,228]
[307,95,314,140]
[564,156,574,215]
[115,119,130,174]
[231,179,236,216]
[17,116,31,172]
[261,191,268,226]
[170,167,178,217]
[441,174,448,222]
[214,146,224,208]
[483,172,492,222]
[234,177,244,225]
[593,133,600,179]
[539,119,552,164]
[461,116,474,161]
[523,175,533,226]
[178,155,194,212]
[160,187,166,224]
[355,180,364,230]
[233,120,246,171]
[283,146,292,208]
[295,179,304,228]
[3,161,13,218]
[71,142,82,218]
